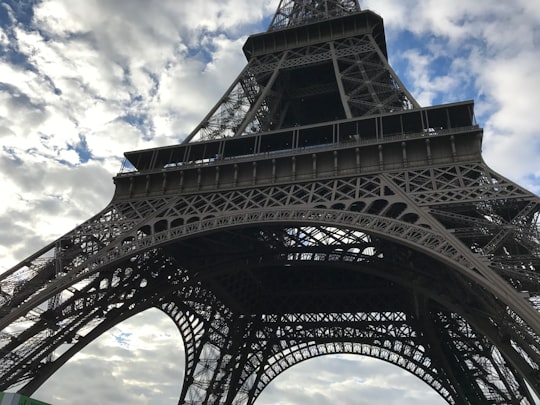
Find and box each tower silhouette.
[1,0,540,403]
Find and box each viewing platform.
[115,101,481,199]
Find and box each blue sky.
[0,0,539,404]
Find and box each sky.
[0,0,539,403]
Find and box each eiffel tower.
[1,0,540,403]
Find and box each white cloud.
[257,355,446,405]
[409,59,470,106]
[365,0,540,193]
[0,28,8,45]
[0,154,115,262]
[0,0,274,271]
[34,309,184,405]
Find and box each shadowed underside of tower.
[1,1,540,404]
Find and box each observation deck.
[115,101,480,199]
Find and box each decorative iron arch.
[3,209,540,402]
[3,207,532,333]
[0,209,445,327]
[240,342,455,404]
[15,254,532,405]
[186,249,535,405]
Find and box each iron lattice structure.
[1,1,540,403]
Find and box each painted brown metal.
[1,1,539,404]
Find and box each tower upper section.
[269,0,361,31]
[128,0,418,147]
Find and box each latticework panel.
[1,158,539,399]
[269,0,361,30]
[1,251,180,390]
[184,13,418,143]
[1,1,539,403]
[1,210,539,403]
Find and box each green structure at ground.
[0,392,50,405]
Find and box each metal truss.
[2,217,537,404]
[2,2,540,404]
[269,0,361,30]
[183,7,418,143]
[1,164,539,403]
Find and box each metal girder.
[2,2,540,404]
[269,0,361,31]
[183,10,417,143]
[2,165,540,402]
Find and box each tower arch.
[1,1,539,404]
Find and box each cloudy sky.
[1,0,539,403]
